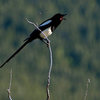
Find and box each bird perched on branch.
[0,13,67,68]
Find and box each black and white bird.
[0,13,67,68]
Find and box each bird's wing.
[39,20,52,27]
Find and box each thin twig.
[46,43,53,100]
[26,18,50,43]
[26,18,53,100]
[7,68,13,100]
[84,78,91,100]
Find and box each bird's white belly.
[40,27,52,39]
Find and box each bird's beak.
[62,14,67,20]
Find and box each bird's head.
[51,13,67,21]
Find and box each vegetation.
[0,0,100,100]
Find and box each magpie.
[0,13,67,68]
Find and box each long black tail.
[0,40,29,68]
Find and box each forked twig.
[7,68,13,100]
[84,78,91,100]
[26,18,53,100]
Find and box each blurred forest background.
[0,0,100,100]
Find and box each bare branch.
[7,68,13,100]
[26,18,53,100]
[26,18,50,43]
[84,78,91,100]
[46,43,53,100]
